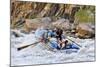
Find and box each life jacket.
[48,30,57,38]
[35,28,47,41]
[48,38,59,49]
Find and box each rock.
[56,18,66,22]
[41,17,52,28]
[11,30,23,37]
[15,18,25,26]
[41,17,52,24]
[23,17,52,32]
[52,19,71,31]
[24,19,42,32]
[75,23,95,38]
[11,18,25,28]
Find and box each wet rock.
[24,19,42,32]
[23,17,52,32]
[11,30,23,37]
[41,17,52,24]
[52,19,71,31]
[75,23,95,38]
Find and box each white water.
[11,30,95,66]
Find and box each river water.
[11,30,95,66]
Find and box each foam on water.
[11,30,95,66]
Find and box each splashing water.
[11,30,95,66]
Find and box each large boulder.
[75,23,95,38]
[52,19,71,31]
[23,17,52,32]
[41,17,52,24]
[24,19,42,32]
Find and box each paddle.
[17,41,41,51]
[66,37,82,47]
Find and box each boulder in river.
[23,17,52,32]
[52,19,71,31]
[41,17,52,24]
[75,23,95,39]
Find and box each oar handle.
[17,44,31,51]
[17,41,41,51]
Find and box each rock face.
[52,19,71,31]
[75,23,95,38]
[11,1,81,28]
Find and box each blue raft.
[50,42,80,50]
[48,38,80,53]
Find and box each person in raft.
[35,27,79,50]
[46,28,69,50]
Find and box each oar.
[17,41,41,51]
[66,37,82,47]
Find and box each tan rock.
[75,23,95,38]
[23,17,52,32]
[52,19,71,30]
